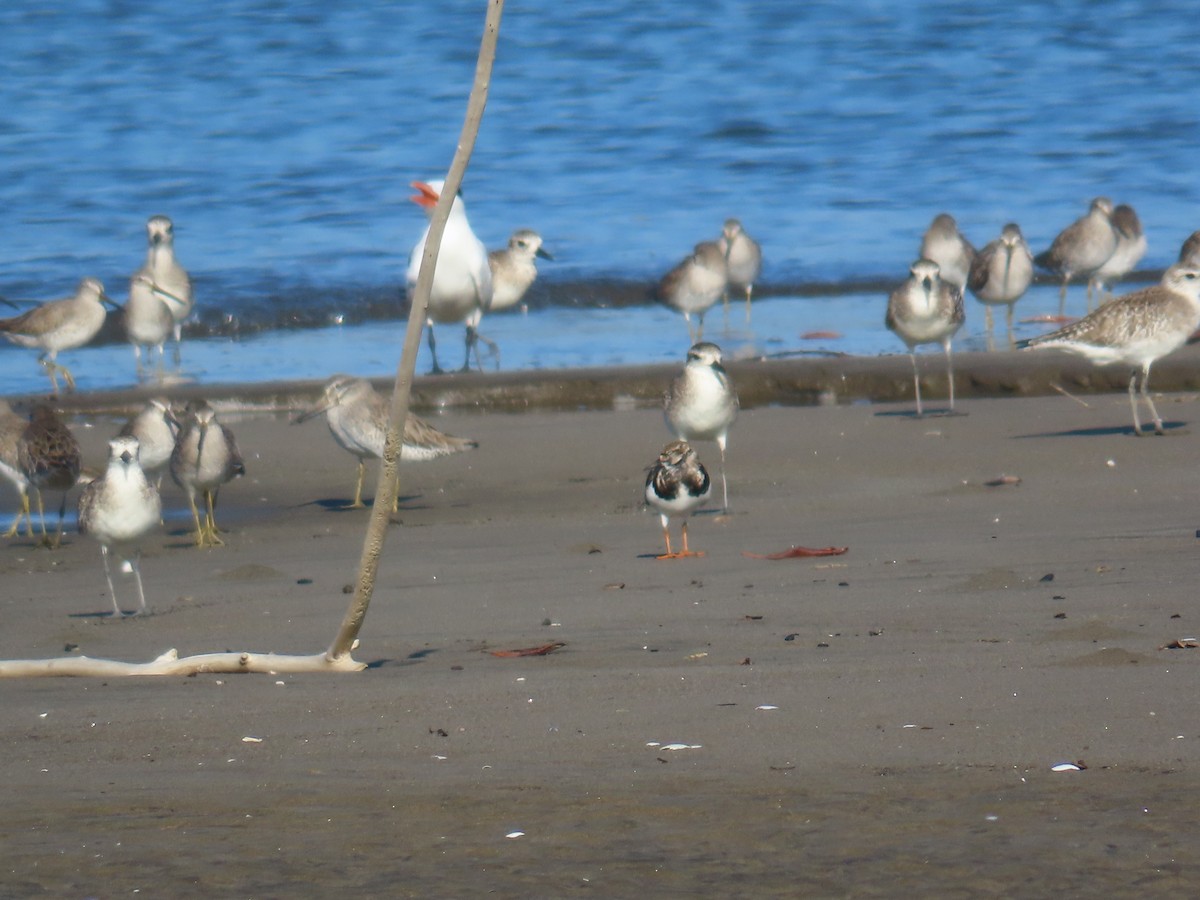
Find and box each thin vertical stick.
[327,0,504,661]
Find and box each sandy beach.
[2,353,1200,897]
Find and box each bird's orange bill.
[742,546,848,560]
[489,642,566,658]
[409,181,439,209]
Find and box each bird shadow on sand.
[308,496,424,512]
[1014,422,1188,439]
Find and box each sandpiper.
[1035,197,1118,316]
[718,218,762,324]
[294,375,478,509]
[967,223,1033,350]
[118,398,179,484]
[659,241,728,343]
[1178,231,1200,267]
[644,439,712,559]
[488,229,552,313]
[125,215,193,375]
[169,400,245,546]
[1022,264,1200,436]
[886,258,966,416]
[918,213,975,289]
[17,404,81,547]
[0,399,33,538]
[664,342,738,512]
[0,278,114,393]
[406,180,494,374]
[78,435,162,616]
[1089,204,1146,304]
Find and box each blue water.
[1,0,1199,393]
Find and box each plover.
[406,180,494,374]
[1035,197,1118,315]
[17,404,81,547]
[78,435,162,616]
[886,258,966,416]
[487,229,552,314]
[0,399,33,538]
[169,400,245,546]
[664,342,738,512]
[1178,230,1200,267]
[967,223,1033,349]
[294,374,478,508]
[118,398,179,484]
[659,240,728,343]
[718,218,762,324]
[125,215,193,374]
[1023,264,1200,435]
[644,439,711,559]
[0,277,113,393]
[1089,204,1147,305]
[919,213,975,290]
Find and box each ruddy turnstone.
[78,435,162,616]
[294,374,478,508]
[17,404,81,547]
[488,229,552,314]
[0,278,114,393]
[885,258,966,416]
[664,341,738,512]
[406,179,494,374]
[658,240,728,343]
[918,213,975,289]
[1022,264,1200,436]
[718,218,762,324]
[1035,197,1118,316]
[967,223,1033,350]
[125,215,193,374]
[644,439,711,559]
[169,400,245,546]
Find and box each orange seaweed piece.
[742,546,848,560]
[489,642,566,658]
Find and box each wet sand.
[2,361,1200,896]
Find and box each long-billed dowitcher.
[78,435,162,616]
[886,258,966,416]
[1022,264,1200,436]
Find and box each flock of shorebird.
[5,184,1200,614]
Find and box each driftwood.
[0,0,505,679]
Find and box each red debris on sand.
[800,330,842,340]
[742,546,849,560]
[489,642,566,658]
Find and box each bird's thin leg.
[909,352,924,417]
[39,357,60,394]
[130,552,148,615]
[474,331,501,371]
[4,492,30,538]
[984,307,995,352]
[656,521,675,560]
[1058,279,1068,318]
[721,287,731,324]
[100,546,123,617]
[1127,370,1145,437]
[172,323,184,368]
[717,434,730,514]
[426,322,444,375]
[943,339,956,412]
[678,521,704,558]
[695,312,706,343]
[346,461,366,509]
[745,285,753,325]
[1005,305,1015,349]
[187,494,206,546]
[32,489,47,539]
[205,489,225,545]
[1139,365,1164,435]
[50,491,67,548]
[133,345,144,380]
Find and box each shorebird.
[886,258,966,416]
[487,229,552,313]
[1179,231,1200,267]
[967,223,1034,350]
[118,398,179,484]
[0,277,114,393]
[17,404,81,548]
[0,399,33,538]
[664,342,738,512]
[293,374,478,509]
[1035,197,1118,316]
[406,179,494,374]
[78,435,162,616]
[1090,204,1147,305]
[1022,264,1200,436]
[644,439,711,560]
[919,213,975,289]
[659,240,728,343]
[718,218,762,324]
[125,215,193,374]
[169,400,245,546]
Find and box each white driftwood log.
[0,648,365,678]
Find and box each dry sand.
[2,367,1200,896]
